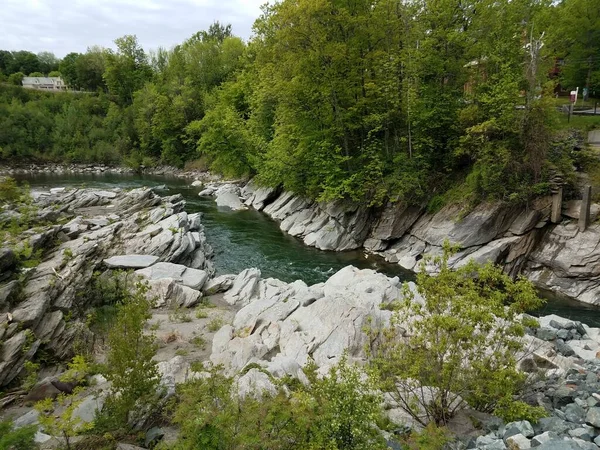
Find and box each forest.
[1,0,599,207]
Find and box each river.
[13,172,600,327]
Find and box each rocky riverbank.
[199,179,600,307]
[0,163,224,181]
[2,184,600,448]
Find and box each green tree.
[370,242,544,426]
[37,51,59,74]
[98,280,159,429]
[7,72,24,85]
[103,35,152,104]
[59,52,82,89]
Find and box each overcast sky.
[1,0,267,57]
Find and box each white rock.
[236,368,277,400]
[103,255,159,269]
[224,268,261,306]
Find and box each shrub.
[97,281,160,431]
[370,241,544,426]
[173,357,386,450]
[0,419,37,450]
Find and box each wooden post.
[551,187,563,224]
[579,185,592,232]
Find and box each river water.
[13,172,600,327]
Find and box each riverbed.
[12,172,600,326]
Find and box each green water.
[13,172,600,327]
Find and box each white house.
[22,77,67,91]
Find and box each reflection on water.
[13,172,600,327]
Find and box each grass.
[195,307,209,319]
[207,317,224,332]
[556,113,600,131]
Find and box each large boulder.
[212,266,404,375]
[215,184,246,211]
[136,262,208,291]
[223,268,261,306]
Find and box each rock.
[564,403,586,424]
[147,278,202,308]
[569,427,593,441]
[198,187,215,196]
[369,201,423,242]
[145,427,165,448]
[203,274,236,295]
[504,421,535,439]
[506,433,531,449]
[563,200,600,221]
[215,184,246,210]
[13,410,40,429]
[237,368,277,400]
[136,262,208,290]
[191,180,203,187]
[531,431,558,447]
[476,434,507,449]
[0,247,16,273]
[536,328,557,341]
[117,444,148,450]
[50,187,66,194]
[0,280,19,307]
[534,441,587,449]
[224,268,261,306]
[34,431,52,444]
[73,394,105,424]
[104,255,159,269]
[585,407,600,427]
[553,386,577,409]
[23,377,63,402]
[556,339,576,357]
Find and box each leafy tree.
[98,280,159,430]
[370,242,544,426]
[103,35,152,104]
[7,72,24,85]
[28,72,44,77]
[59,52,82,89]
[48,70,61,77]
[8,51,41,75]
[37,51,59,74]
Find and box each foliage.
[96,280,160,431]
[22,360,40,391]
[402,423,452,450]
[370,242,544,426]
[0,420,37,450]
[35,387,95,450]
[494,398,548,424]
[172,357,386,450]
[60,354,91,384]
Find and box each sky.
[0,0,267,57]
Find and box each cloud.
[0,0,267,57]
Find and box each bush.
[173,357,386,450]
[370,242,544,426]
[0,420,37,450]
[96,281,159,431]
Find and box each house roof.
[22,77,63,85]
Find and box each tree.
[37,51,59,74]
[59,52,82,89]
[98,280,159,429]
[103,35,152,104]
[370,242,545,426]
[8,51,41,75]
[548,0,600,93]
[7,72,24,85]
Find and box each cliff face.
[240,181,600,306]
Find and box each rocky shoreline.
[199,179,600,308]
[2,185,600,448]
